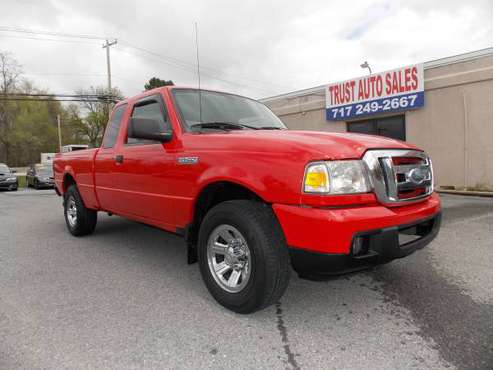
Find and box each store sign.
[325,64,424,121]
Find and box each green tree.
[144,77,174,90]
[4,80,68,166]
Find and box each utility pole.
[102,39,117,116]
[57,114,62,153]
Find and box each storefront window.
[347,115,406,140]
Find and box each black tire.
[198,200,290,314]
[63,185,97,236]
[34,179,39,190]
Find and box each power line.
[2,26,258,81]
[2,93,115,98]
[114,46,275,94]
[0,34,101,45]
[118,40,294,90]
[24,72,107,76]
[1,28,276,93]
[0,26,106,40]
[24,72,142,84]
[0,93,120,103]
[0,27,241,79]
[0,26,293,94]
[0,98,114,102]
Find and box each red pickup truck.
[54,86,441,313]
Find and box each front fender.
[193,159,302,205]
[195,165,269,200]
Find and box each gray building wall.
[262,49,493,190]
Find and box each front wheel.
[198,200,290,314]
[64,185,97,236]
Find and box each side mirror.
[128,118,173,142]
[11,169,17,173]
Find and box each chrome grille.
[363,149,434,205]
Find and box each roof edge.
[260,46,493,103]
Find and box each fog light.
[352,236,366,256]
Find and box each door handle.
[115,155,124,164]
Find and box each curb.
[437,189,493,198]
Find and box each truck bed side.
[53,148,100,209]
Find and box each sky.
[1,0,492,99]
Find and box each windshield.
[0,165,10,174]
[172,89,286,131]
[38,167,53,177]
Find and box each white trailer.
[62,145,89,153]
[41,153,56,164]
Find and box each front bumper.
[36,180,55,188]
[272,192,441,278]
[289,212,441,279]
[0,179,18,189]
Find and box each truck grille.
[362,149,434,205]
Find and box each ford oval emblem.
[408,168,428,185]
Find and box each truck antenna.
[195,22,202,123]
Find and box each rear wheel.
[198,200,290,314]
[64,185,97,236]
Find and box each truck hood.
[196,130,419,160]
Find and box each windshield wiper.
[258,126,284,130]
[191,121,259,131]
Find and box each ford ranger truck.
[53,86,441,314]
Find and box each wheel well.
[186,181,263,248]
[63,174,76,192]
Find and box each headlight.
[303,160,371,194]
[7,177,16,181]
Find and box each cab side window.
[127,96,170,145]
[102,104,127,149]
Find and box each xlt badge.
[177,156,199,165]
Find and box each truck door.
[111,94,176,230]
[94,103,128,212]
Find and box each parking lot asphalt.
[0,190,492,369]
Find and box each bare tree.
[74,86,123,147]
[0,51,21,94]
[0,51,22,164]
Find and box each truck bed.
[53,148,99,208]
